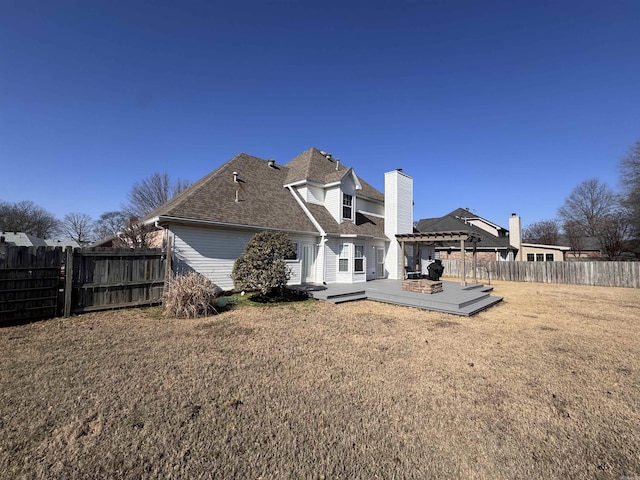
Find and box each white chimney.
[384,169,413,280]
[509,213,522,260]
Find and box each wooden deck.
[292,279,503,316]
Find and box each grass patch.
[1,280,639,479]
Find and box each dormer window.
[342,193,353,220]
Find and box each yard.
[1,279,639,479]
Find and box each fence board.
[68,248,164,315]
[0,246,63,322]
[441,259,640,288]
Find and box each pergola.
[395,230,481,286]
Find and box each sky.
[1,0,639,235]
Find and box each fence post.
[63,247,74,317]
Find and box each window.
[285,242,299,261]
[527,254,534,262]
[354,245,364,273]
[339,244,349,272]
[536,254,544,262]
[545,253,554,261]
[342,194,353,220]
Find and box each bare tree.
[620,141,640,237]
[523,219,560,244]
[0,200,61,238]
[62,212,94,244]
[125,172,190,219]
[93,211,128,241]
[558,179,618,236]
[117,217,158,249]
[597,211,630,259]
[563,220,586,258]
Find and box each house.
[415,208,518,262]
[0,232,80,249]
[143,148,414,290]
[415,209,570,262]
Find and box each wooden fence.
[0,246,165,323]
[65,248,165,316]
[441,259,640,288]
[0,246,64,322]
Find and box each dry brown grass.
[1,279,639,479]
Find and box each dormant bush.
[231,231,295,296]
[162,272,222,318]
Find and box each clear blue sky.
[2,0,639,233]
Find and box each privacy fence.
[1,245,165,323]
[441,259,640,288]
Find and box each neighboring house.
[415,208,518,262]
[557,235,603,259]
[0,232,79,249]
[143,148,414,290]
[415,209,570,262]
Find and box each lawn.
[1,279,639,479]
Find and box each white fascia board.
[286,186,326,236]
[350,170,363,191]
[357,210,384,218]
[283,179,326,189]
[522,243,571,251]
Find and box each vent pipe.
[267,159,276,168]
[233,171,238,183]
[335,159,340,171]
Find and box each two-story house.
[143,148,414,290]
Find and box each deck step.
[327,293,368,304]
[458,296,503,315]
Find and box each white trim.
[286,186,326,236]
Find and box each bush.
[231,231,295,296]
[162,272,222,318]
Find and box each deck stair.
[297,279,502,316]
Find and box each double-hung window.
[354,245,364,273]
[342,194,353,220]
[339,244,350,272]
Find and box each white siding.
[357,198,384,216]
[325,186,341,223]
[171,225,317,290]
[324,238,339,283]
[384,170,414,280]
[172,225,252,290]
[307,185,325,205]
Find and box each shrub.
[231,231,295,296]
[162,272,222,318]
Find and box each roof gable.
[284,148,383,202]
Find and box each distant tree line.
[523,140,640,259]
[0,172,189,247]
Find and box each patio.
[293,278,503,316]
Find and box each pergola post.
[472,238,478,284]
[460,237,466,286]
[401,240,406,279]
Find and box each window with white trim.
[285,242,299,261]
[545,253,554,261]
[354,245,364,273]
[342,193,353,220]
[339,244,350,272]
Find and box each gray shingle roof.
[284,148,383,201]
[416,209,514,251]
[145,149,386,238]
